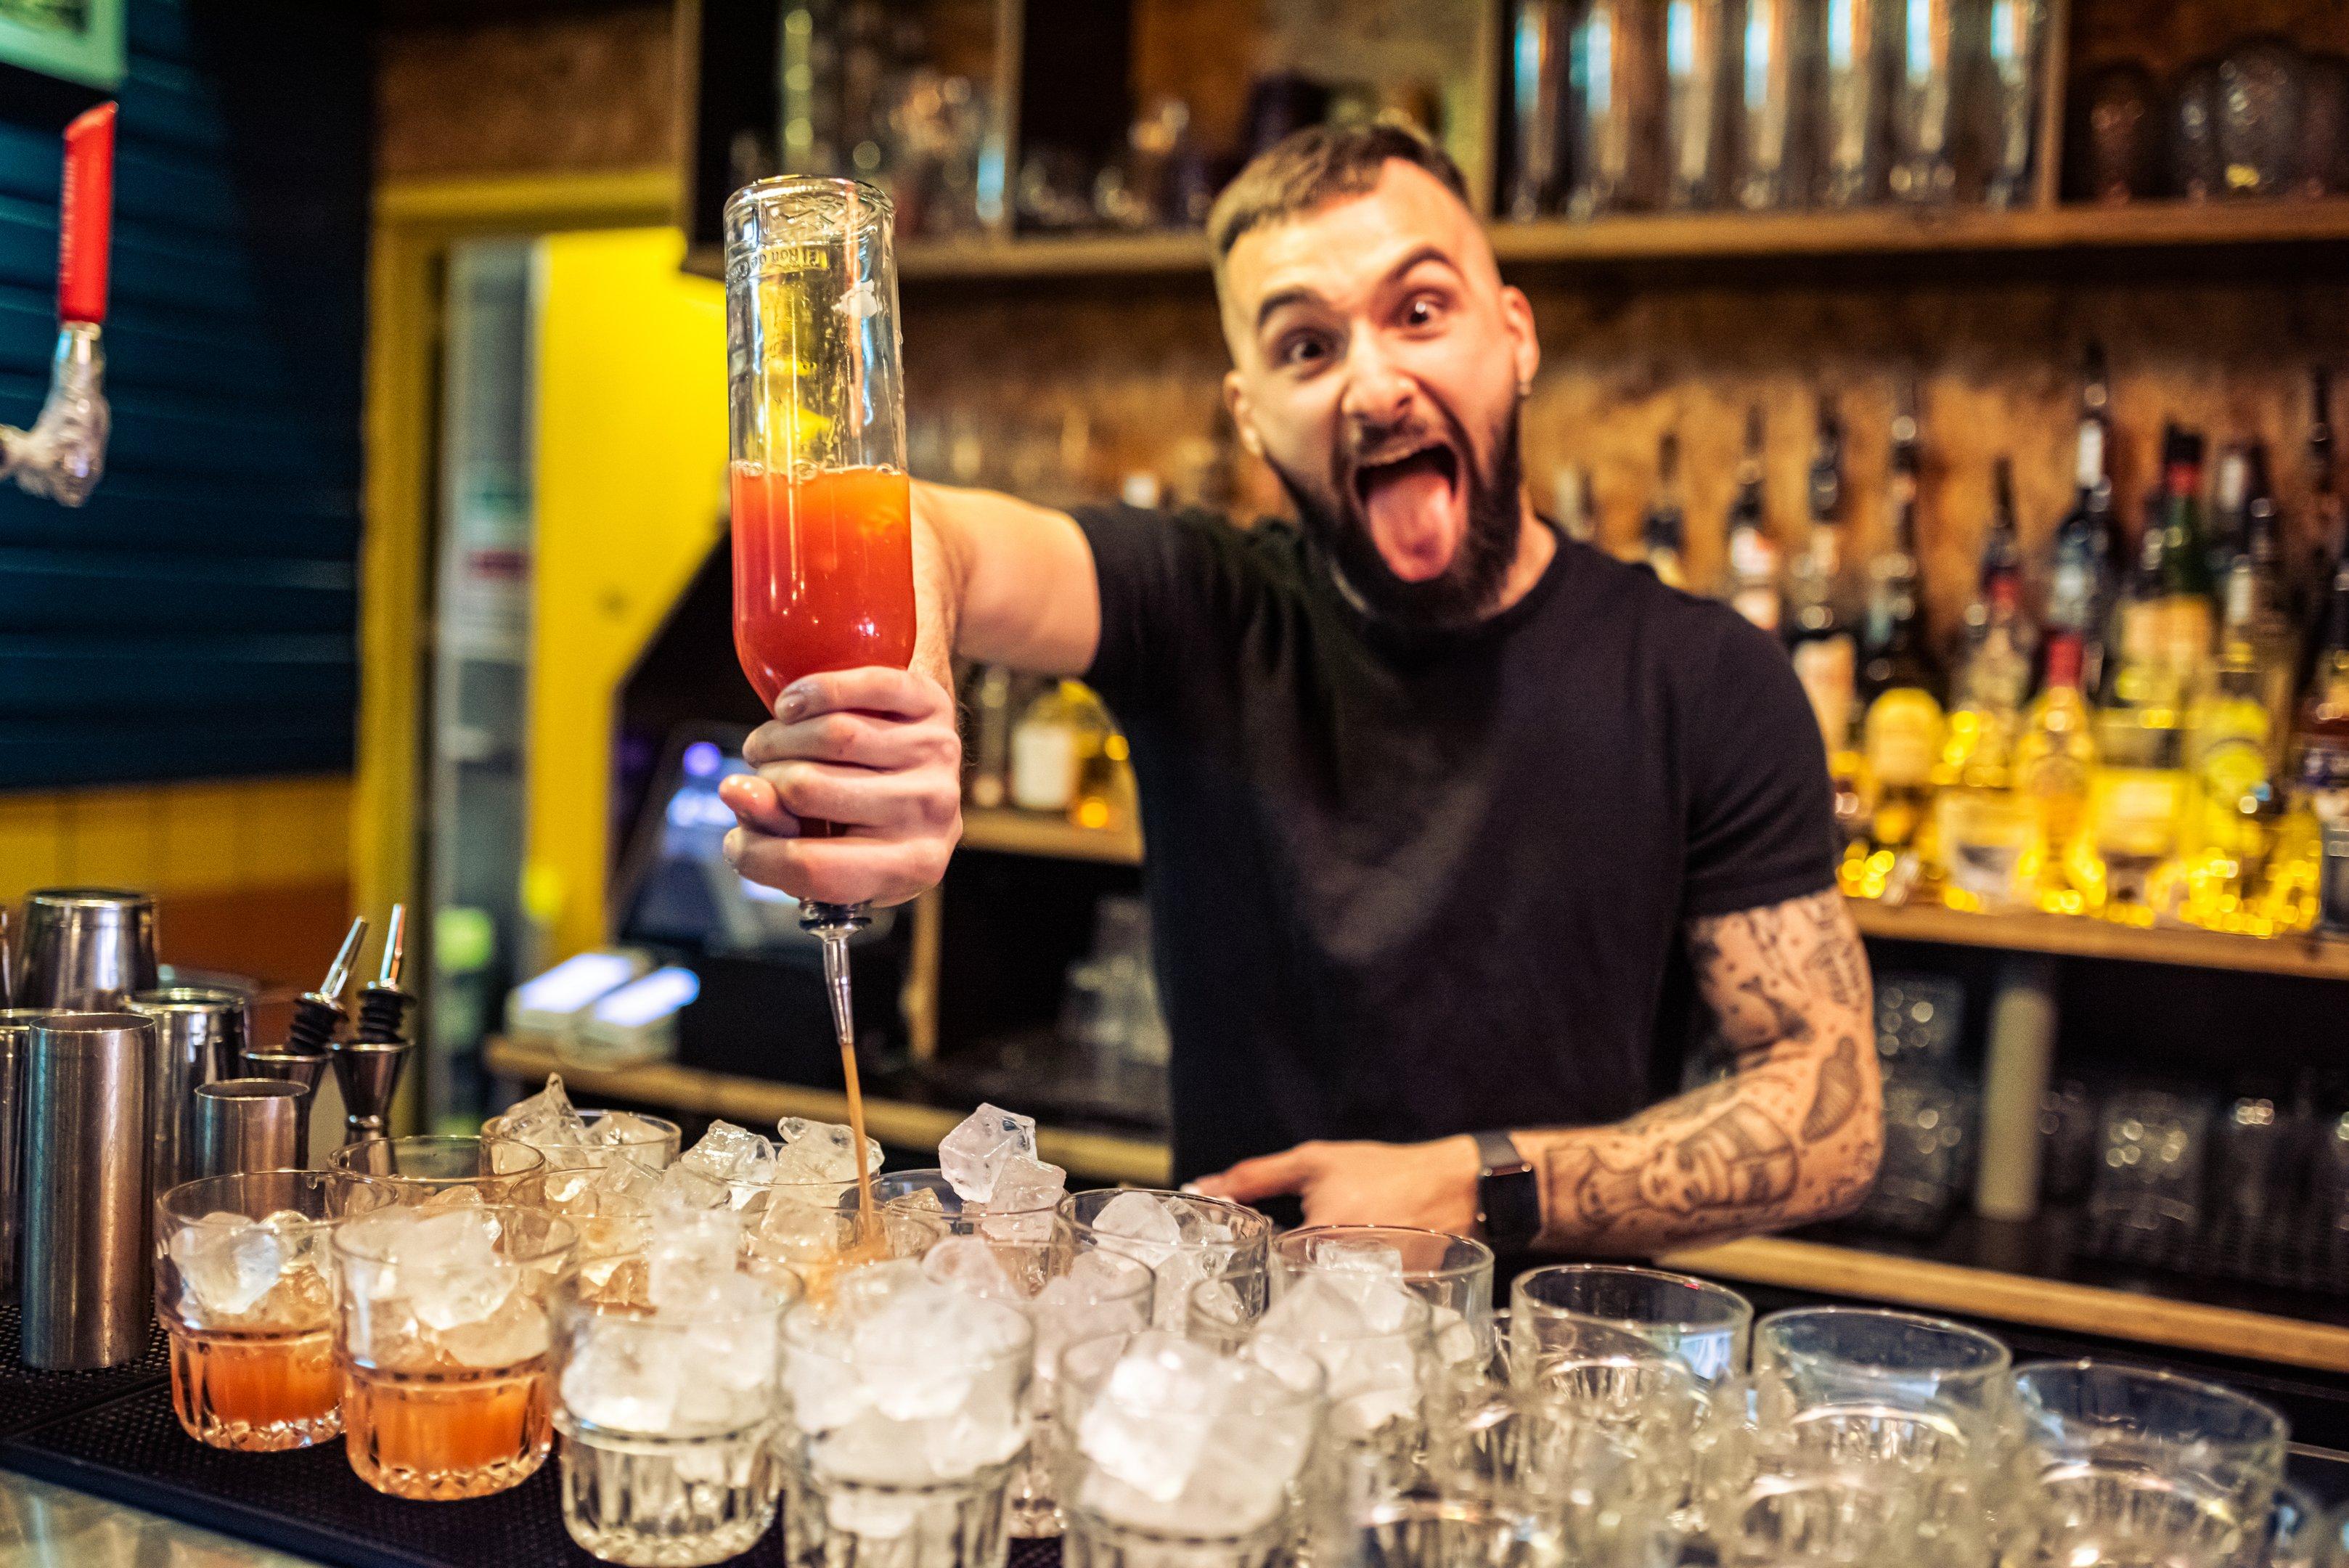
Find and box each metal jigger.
[330,905,411,1147]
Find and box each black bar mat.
[0,1381,773,1568]
[0,1297,168,1437]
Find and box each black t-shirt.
[1073,505,1838,1184]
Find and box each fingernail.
[779,684,810,721]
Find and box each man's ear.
[1223,369,1264,457]
[1500,284,1540,393]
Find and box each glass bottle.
[1853,386,1943,895]
[2181,561,2279,920]
[2289,554,2349,922]
[2300,369,2344,694]
[2089,520,2191,925]
[1645,432,1690,588]
[2149,425,2217,703]
[1860,382,1936,708]
[1787,396,1857,753]
[2046,386,2116,697]
[2015,630,2099,914]
[1725,407,1781,632]
[964,665,1014,809]
[1010,680,1102,817]
[1942,459,2033,793]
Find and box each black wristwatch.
[1472,1130,1542,1251]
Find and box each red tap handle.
[58,102,115,327]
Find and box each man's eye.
[1402,294,1447,329]
[1278,333,1330,367]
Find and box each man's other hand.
[1192,1137,1480,1235]
[719,666,962,908]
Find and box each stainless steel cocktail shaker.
[20,1010,155,1368]
[128,987,248,1201]
[17,888,157,1010]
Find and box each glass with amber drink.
[155,1169,346,1451]
[332,1201,577,1498]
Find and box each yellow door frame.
[354,168,679,931]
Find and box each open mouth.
[1349,440,1465,581]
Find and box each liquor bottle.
[965,664,1014,809]
[1643,433,1690,589]
[1786,396,1857,754]
[1724,408,1781,631]
[2234,444,2300,758]
[2300,368,2343,673]
[1942,460,2033,791]
[1860,380,1937,706]
[2148,424,2217,698]
[2088,518,2190,924]
[2014,628,2099,915]
[2181,560,2279,910]
[2291,550,2349,933]
[2209,444,2252,592]
[2046,399,2116,695]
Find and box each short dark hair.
[1206,120,1473,279]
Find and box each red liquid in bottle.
[731,462,918,709]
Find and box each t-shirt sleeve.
[1071,502,1243,716]
[1680,610,1841,918]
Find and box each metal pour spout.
[801,899,869,1053]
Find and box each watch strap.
[1473,1129,1529,1177]
[1472,1130,1543,1250]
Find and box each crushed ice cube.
[1302,1236,1405,1279]
[1076,1332,1240,1503]
[1031,1254,1153,1381]
[922,1237,1023,1303]
[647,1209,745,1312]
[562,1321,681,1433]
[394,1209,519,1330]
[1255,1275,1424,1439]
[1089,1191,1182,1269]
[976,1156,1066,1245]
[500,1074,589,1151]
[438,1289,548,1368]
[937,1103,1037,1204]
[168,1213,285,1322]
[650,1161,733,1213]
[678,1120,776,1189]
[774,1116,876,1185]
[584,1109,666,1150]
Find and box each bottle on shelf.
[2014,627,2100,915]
[2088,510,2191,926]
[1010,679,1123,828]
[964,664,1015,809]
[2300,367,2343,675]
[1724,407,1782,632]
[1786,395,1858,753]
[1851,383,1943,898]
[2046,414,2117,698]
[2178,555,2282,931]
[1933,460,2036,909]
[1643,431,1689,589]
[2287,549,2349,934]
[2148,423,2217,701]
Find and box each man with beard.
[719,123,1881,1257]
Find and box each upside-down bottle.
[724,175,914,1230]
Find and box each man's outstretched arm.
[719,480,1101,908]
[1194,889,1881,1249]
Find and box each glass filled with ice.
[777,1259,1034,1568]
[646,1116,924,1300]
[155,1169,346,1451]
[1061,1188,1272,1328]
[1271,1225,1495,1378]
[331,1201,577,1498]
[486,1074,684,1169]
[555,1210,798,1567]
[1055,1329,1331,1568]
[326,1133,548,1209]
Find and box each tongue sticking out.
[1357,449,1461,582]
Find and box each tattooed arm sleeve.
[1511,889,1882,1254]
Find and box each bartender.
[719,121,1882,1258]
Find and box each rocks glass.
[154,1169,343,1451]
[1510,1263,1754,1389]
[918,1225,1154,1538]
[1056,1330,1330,1568]
[1741,1307,2016,1567]
[1272,1224,1496,1374]
[331,1202,578,1498]
[325,1133,547,1208]
[553,1257,798,1567]
[1062,1188,1272,1328]
[2008,1360,2287,1568]
[486,1105,685,1169]
[778,1261,1034,1568]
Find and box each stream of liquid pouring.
[820,929,878,1229]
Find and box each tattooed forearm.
[1514,889,1882,1254]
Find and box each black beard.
[1271,405,1525,634]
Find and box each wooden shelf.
[857,200,2349,286]
[483,1034,1172,1187]
[956,805,2349,980]
[1662,1233,2349,1376]
[1850,899,2349,981]
[959,807,1143,865]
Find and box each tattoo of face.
[1574,1103,1799,1229]
[1802,1033,1865,1142]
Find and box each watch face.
[1481,1165,1543,1249]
